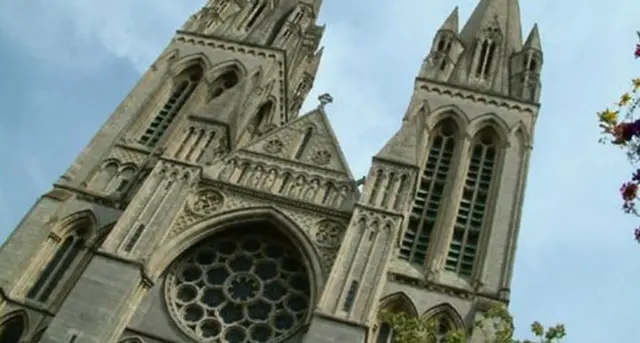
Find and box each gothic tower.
[0,0,541,342]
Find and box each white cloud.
[0,0,199,72]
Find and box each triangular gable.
[375,112,424,167]
[241,107,355,179]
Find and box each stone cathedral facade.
[0,0,542,342]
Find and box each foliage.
[379,305,565,343]
[597,32,640,242]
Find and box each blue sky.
[0,0,639,341]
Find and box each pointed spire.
[439,6,459,32]
[523,23,541,51]
[459,0,523,52]
[450,0,525,95]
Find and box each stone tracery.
[187,189,225,216]
[165,225,311,343]
[314,220,345,248]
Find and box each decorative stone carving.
[287,176,305,198]
[317,247,339,274]
[219,159,236,180]
[164,229,311,343]
[261,169,278,191]
[315,220,345,248]
[335,185,349,207]
[262,123,278,133]
[310,149,331,165]
[247,165,264,188]
[263,139,284,154]
[303,179,320,201]
[109,146,147,166]
[187,189,224,216]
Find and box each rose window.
[165,226,311,343]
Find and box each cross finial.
[317,93,333,109]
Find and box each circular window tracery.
[165,226,311,343]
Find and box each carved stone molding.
[310,149,331,166]
[263,139,284,154]
[187,189,225,217]
[216,157,353,210]
[314,220,345,248]
[108,146,148,166]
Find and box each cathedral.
[0,0,542,342]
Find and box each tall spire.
[451,0,525,95]
[523,23,541,51]
[440,6,459,32]
[459,0,523,50]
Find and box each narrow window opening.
[322,183,334,204]
[446,129,497,276]
[439,59,447,71]
[237,164,250,184]
[475,40,489,76]
[175,127,194,158]
[369,169,384,205]
[0,316,25,343]
[116,179,130,192]
[393,175,407,210]
[210,70,239,100]
[282,29,292,40]
[124,224,146,253]
[246,3,266,29]
[185,129,205,161]
[368,230,377,241]
[342,280,359,311]
[399,121,456,265]
[529,57,537,72]
[278,174,291,193]
[436,37,452,72]
[484,42,496,76]
[292,10,304,23]
[380,172,395,207]
[140,66,203,148]
[165,179,175,191]
[295,80,307,96]
[214,0,227,12]
[375,322,394,343]
[294,127,313,159]
[28,230,87,302]
[249,101,273,139]
[197,131,217,162]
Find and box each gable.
[375,112,424,167]
[241,108,355,179]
